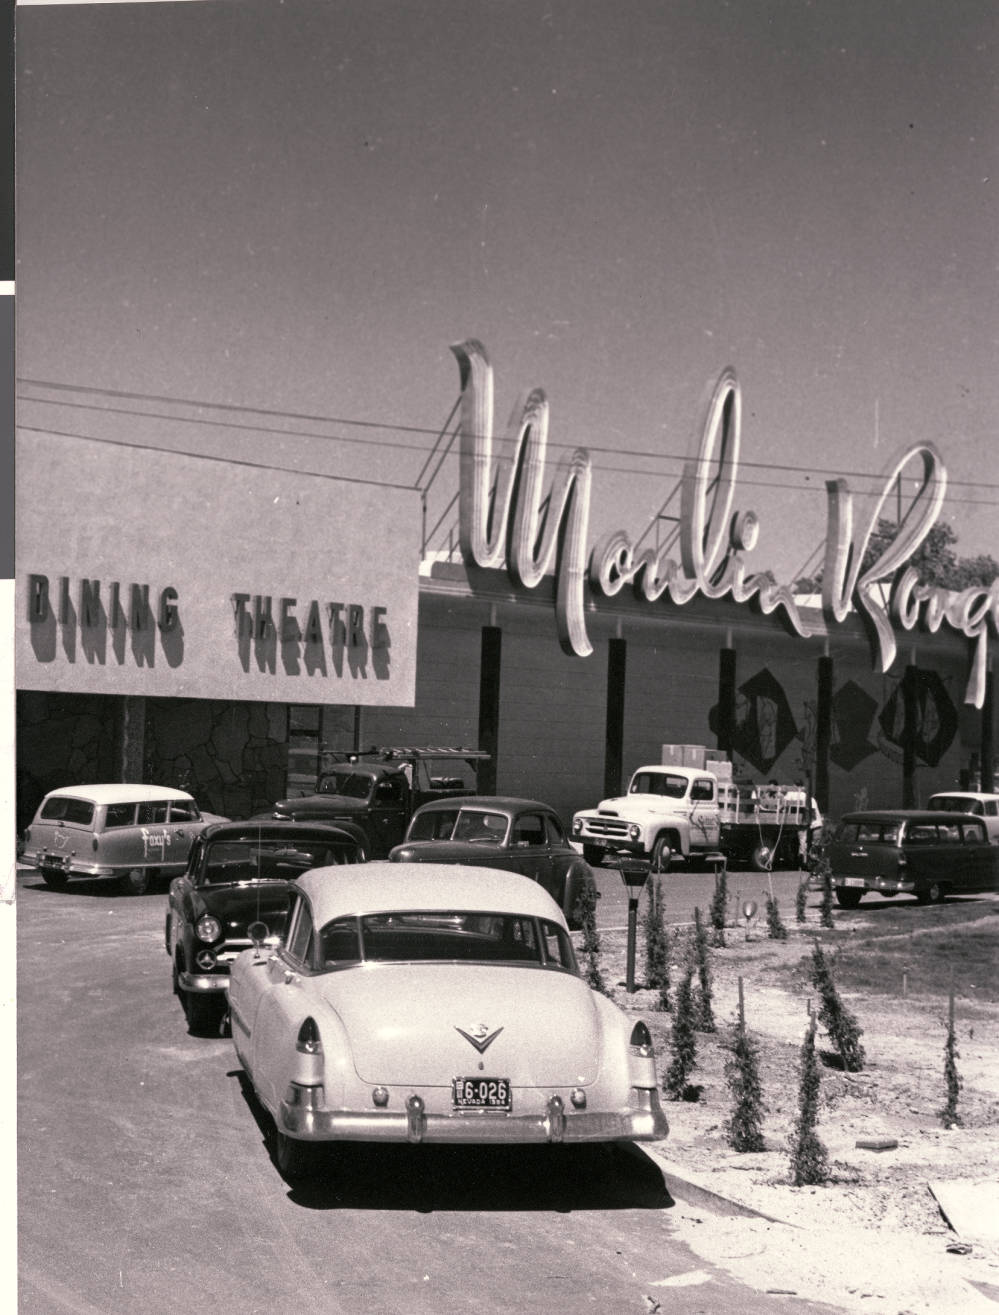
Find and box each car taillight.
[23,829,31,844]
[297,1016,322,1055]
[92,837,99,851]
[630,1020,654,1057]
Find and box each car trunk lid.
[321,964,602,1086]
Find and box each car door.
[689,777,721,847]
[368,775,410,855]
[166,798,204,870]
[244,894,317,1115]
[509,809,556,891]
[958,819,997,893]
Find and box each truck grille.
[586,817,629,839]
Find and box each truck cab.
[572,766,721,871]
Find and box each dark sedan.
[165,819,362,1033]
[389,797,597,929]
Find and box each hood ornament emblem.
[455,1023,504,1054]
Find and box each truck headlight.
[572,817,583,835]
[629,824,641,841]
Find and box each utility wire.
[19,375,999,492]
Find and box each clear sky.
[15,0,998,583]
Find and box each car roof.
[199,820,360,843]
[41,783,195,804]
[296,861,567,925]
[412,796,555,814]
[929,791,999,801]
[839,809,984,825]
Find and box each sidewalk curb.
[631,1142,802,1227]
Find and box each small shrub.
[795,878,808,924]
[644,877,671,1004]
[708,867,728,948]
[809,941,865,1072]
[692,907,715,1031]
[765,891,788,940]
[789,1013,829,1185]
[663,963,699,1100]
[724,990,766,1152]
[940,999,963,1128]
[578,878,611,996]
[819,862,835,929]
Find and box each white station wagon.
[22,783,226,894]
[230,862,669,1181]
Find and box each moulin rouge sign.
[452,339,997,708]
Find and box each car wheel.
[40,868,69,890]
[835,887,863,909]
[582,845,603,868]
[650,836,672,873]
[183,987,224,1035]
[917,882,946,905]
[274,1128,315,1181]
[119,867,151,896]
[562,861,595,930]
[750,843,774,873]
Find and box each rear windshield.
[39,796,95,826]
[318,911,577,972]
[200,837,357,885]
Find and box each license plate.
[842,877,868,888]
[452,1077,511,1111]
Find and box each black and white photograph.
[11,2,999,1312]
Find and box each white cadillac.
[229,862,669,1179]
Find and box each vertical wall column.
[716,646,737,758]
[902,664,918,807]
[815,654,833,816]
[117,695,146,783]
[478,625,502,795]
[981,664,995,792]
[604,637,627,798]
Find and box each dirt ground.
[593,900,999,1314]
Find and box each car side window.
[512,814,547,846]
[104,803,136,828]
[286,898,314,966]
[691,778,714,802]
[169,802,199,822]
[960,821,987,844]
[319,917,362,968]
[137,801,169,824]
[544,813,567,846]
[986,802,998,817]
[539,919,577,972]
[906,825,937,844]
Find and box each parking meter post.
[618,859,650,995]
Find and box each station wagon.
[22,784,226,894]
[826,809,999,908]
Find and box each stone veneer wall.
[17,691,119,833]
[143,698,289,821]
[16,692,291,831]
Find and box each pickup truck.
[572,766,818,872]
[267,746,489,859]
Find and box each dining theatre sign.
[451,338,997,708]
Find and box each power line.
[18,375,999,500]
[16,425,414,492]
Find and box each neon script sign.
[451,339,997,708]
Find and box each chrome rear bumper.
[279,1084,669,1145]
